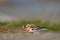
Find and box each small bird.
[23,24,47,34]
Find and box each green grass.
[0,20,60,31]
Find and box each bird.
[23,24,48,34]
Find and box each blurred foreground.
[0,31,60,40]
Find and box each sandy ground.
[0,31,60,40]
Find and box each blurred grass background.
[0,20,60,31]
